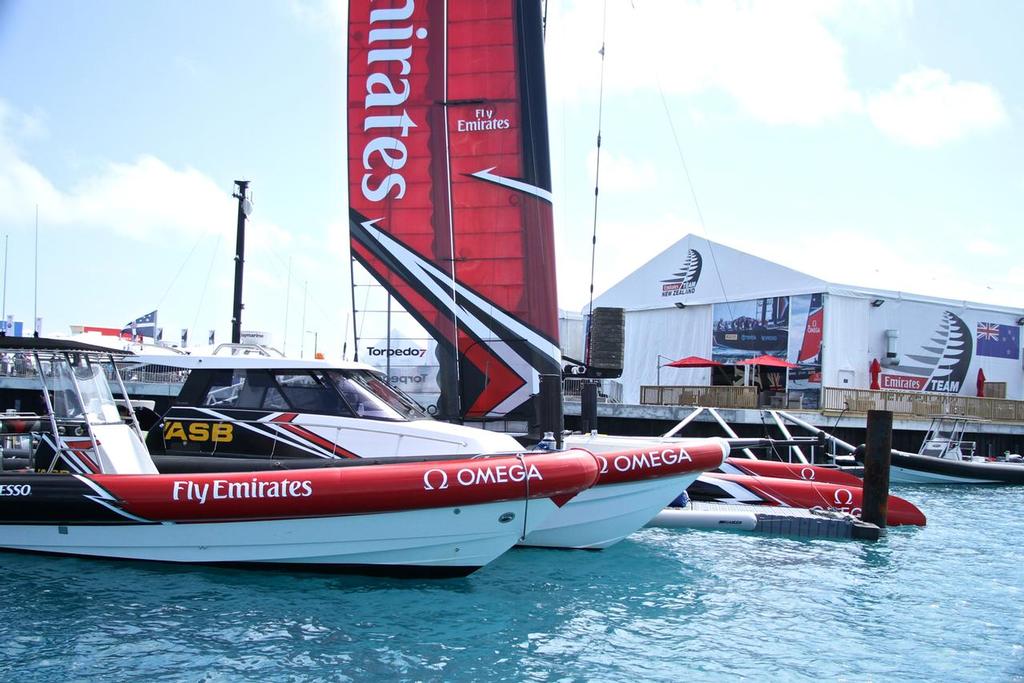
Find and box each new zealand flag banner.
[976,322,1020,359]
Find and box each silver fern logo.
[661,249,703,297]
[882,311,973,393]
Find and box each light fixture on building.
[871,299,885,308]
[1017,317,1024,326]
[674,302,686,309]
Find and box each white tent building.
[586,235,1024,406]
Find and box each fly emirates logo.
[360,0,427,202]
[173,479,313,504]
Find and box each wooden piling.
[861,409,893,528]
[538,374,564,449]
[581,380,598,434]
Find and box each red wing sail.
[348,0,560,421]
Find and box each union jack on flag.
[976,322,1020,359]
[977,323,1000,341]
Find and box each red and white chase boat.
[0,338,601,577]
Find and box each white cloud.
[0,104,292,252]
[866,68,1007,147]
[966,239,1000,256]
[0,99,350,348]
[547,0,862,125]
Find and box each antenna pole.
[300,280,308,358]
[33,206,39,336]
[1,234,7,332]
[283,256,291,354]
[585,0,609,363]
[230,180,250,344]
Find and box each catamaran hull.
[691,473,927,526]
[0,500,557,577]
[519,473,701,549]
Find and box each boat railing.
[822,386,1024,423]
[563,378,623,403]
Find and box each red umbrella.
[665,355,722,368]
[977,368,986,397]
[735,354,798,369]
[870,358,881,390]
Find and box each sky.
[0,0,1020,358]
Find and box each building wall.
[621,306,714,404]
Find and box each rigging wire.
[585,0,609,362]
[155,230,211,311]
[191,234,223,336]
[653,71,735,321]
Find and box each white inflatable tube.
[646,506,757,531]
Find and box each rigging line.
[585,0,609,361]
[653,71,736,320]
[155,230,209,311]
[191,235,223,335]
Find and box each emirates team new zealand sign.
[661,249,702,297]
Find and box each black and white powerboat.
[872,415,1024,484]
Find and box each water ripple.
[0,486,1021,681]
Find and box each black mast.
[231,180,250,344]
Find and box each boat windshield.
[327,370,429,421]
[53,354,122,425]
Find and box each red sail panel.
[447,2,558,340]
[348,0,560,421]
[347,0,449,280]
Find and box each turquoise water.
[1,486,1022,682]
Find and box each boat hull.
[721,458,864,486]
[0,500,555,577]
[0,451,599,575]
[519,473,700,549]
[692,473,927,526]
[529,435,730,548]
[887,451,1024,485]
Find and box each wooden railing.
[640,385,758,409]
[821,386,1024,422]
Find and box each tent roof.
[591,234,830,312]
[588,233,1024,315]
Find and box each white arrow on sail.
[469,167,552,203]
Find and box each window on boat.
[200,369,245,408]
[326,370,428,421]
[272,372,352,415]
[52,353,121,425]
